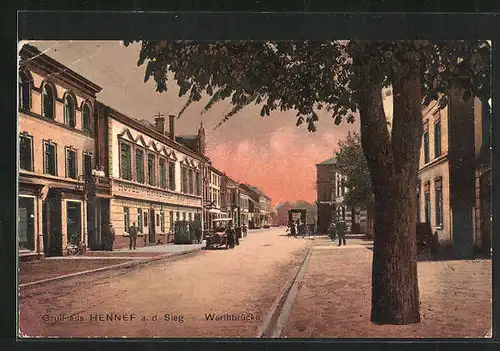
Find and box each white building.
[95,103,207,248]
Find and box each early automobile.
[205,218,233,249]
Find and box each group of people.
[328,219,348,246]
[287,219,308,237]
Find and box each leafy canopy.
[335,132,372,210]
[124,40,490,130]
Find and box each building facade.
[238,187,251,228]
[417,88,486,257]
[203,165,225,230]
[316,156,367,234]
[473,97,492,253]
[315,157,336,234]
[18,44,102,257]
[94,103,207,249]
[221,174,240,225]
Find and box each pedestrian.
[105,222,116,251]
[336,220,347,246]
[328,221,337,241]
[129,222,138,250]
[234,223,240,246]
[289,220,296,237]
[225,223,236,248]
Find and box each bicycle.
[66,241,87,256]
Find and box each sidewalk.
[114,242,205,254]
[281,235,492,338]
[19,243,205,286]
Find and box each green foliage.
[335,132,373,210]
[124,40,490,131]
[174,220,192,244]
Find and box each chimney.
[169,115,175,140]
[154,116,166,134]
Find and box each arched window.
[18,70,31,110]
[82,103,92,133]
[42,83,55,119]
[64,94,76,127]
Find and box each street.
[18,227,492,338]
[19,227,310,338]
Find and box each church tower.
[197,121,206,155]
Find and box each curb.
[19,247,203,289]
[257,240,315,338]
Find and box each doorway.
[67,201,82,246]
[149,208,156,243]
[18,196,35,251]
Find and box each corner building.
[18,44,102,258]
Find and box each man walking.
[129,222,138,250]
[105,222,116,251]
[336,219,347,246]
[328,220,337,241]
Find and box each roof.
[176,134,198,139]
[19,44,103,96]
[175,136,199,152]
[317,157,337,166]
[97,101,210,162]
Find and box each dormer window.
[64,94,76,128]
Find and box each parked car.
[205,218,233,249]
[263,224,270,229]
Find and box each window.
[135,149,145,183]
[188,213,192,221]
[423,131,430,164]
[19,134,33,171]
[43,141,57,176]
[137,208,143,233]
[160,211,165,232]
[66,148,77,179]
[168,162,176,190]
[83,152,92,178]
[148,154,156,186]
[181,166,188,193]
[434,119,442,158]
[195,172,201,195]
[64,94,76,128]
[183,212,186,221]
[120,142,132,180]
[82,104,92,133]
[435,178,443,227]
[188,169,194,194]
[159,158,166,189]
[124,207,130,233]
[424,191,431,224]
[42,84,55,119]
[19,70,31,110]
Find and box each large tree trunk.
[354,44,423,324]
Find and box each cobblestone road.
[19,227,310,338]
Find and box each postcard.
[17,37,492,339]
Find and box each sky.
[23,40,361,205]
